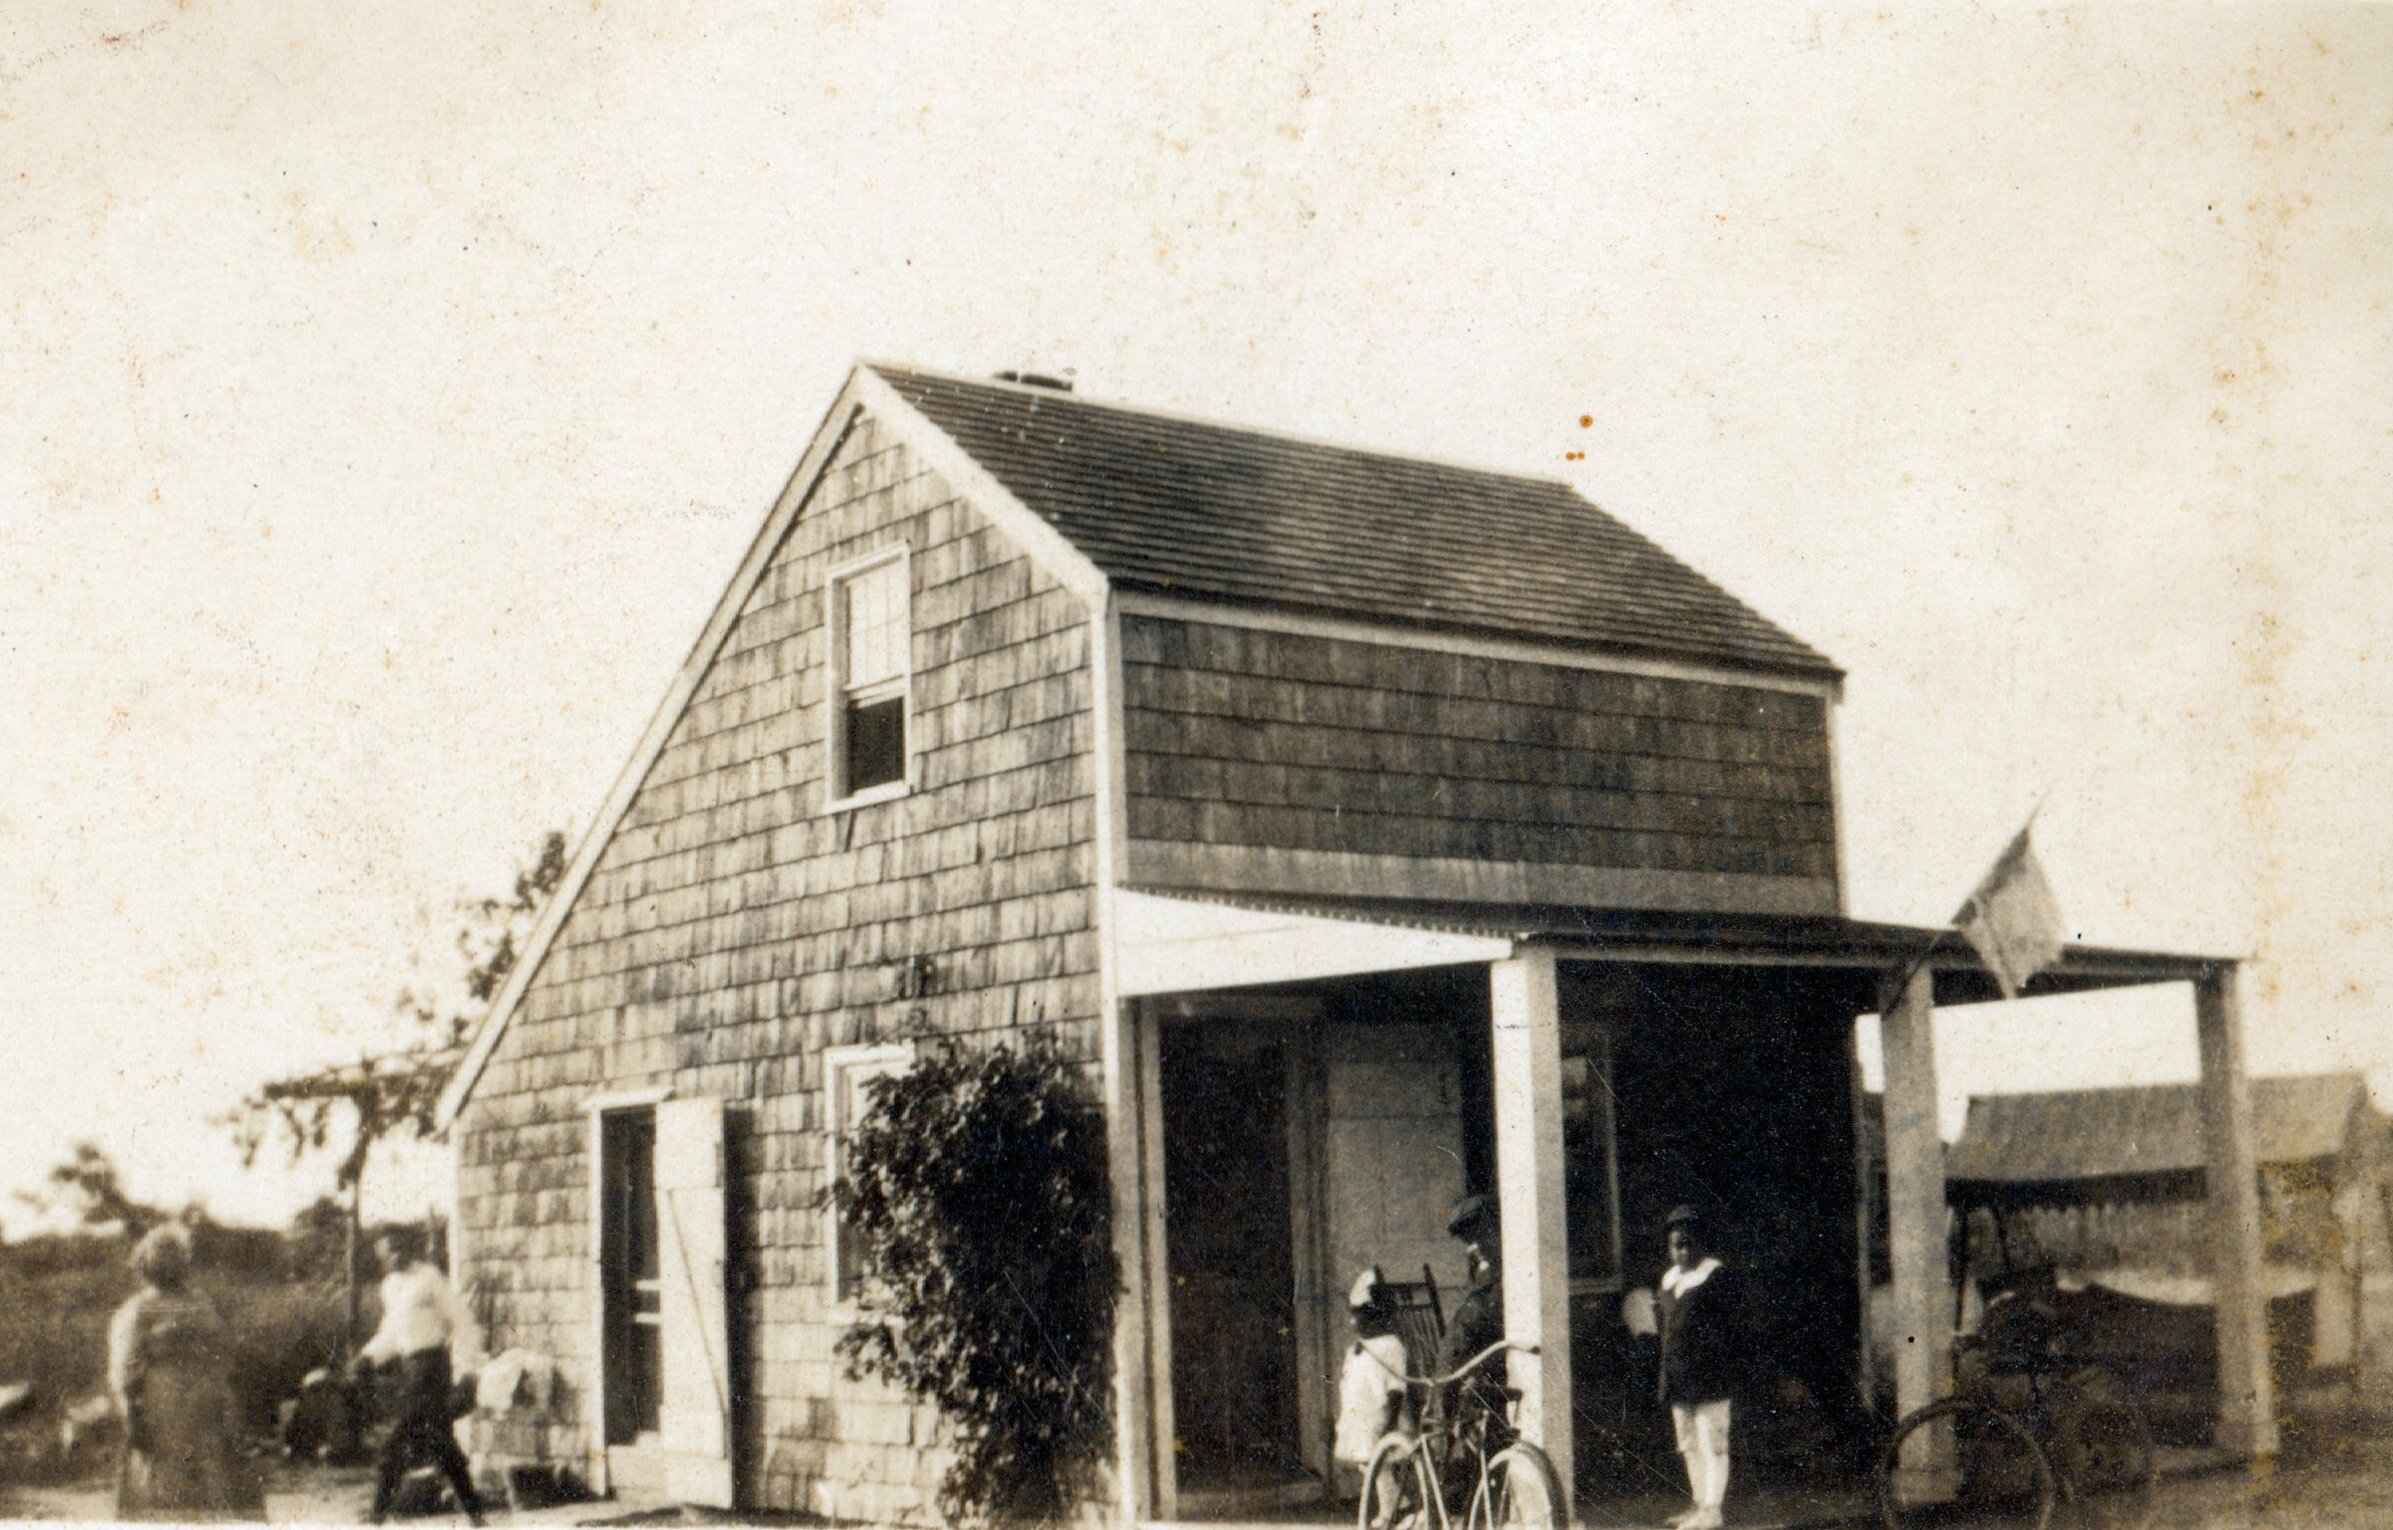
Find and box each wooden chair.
[1381,1263,1446,1381]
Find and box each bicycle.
[1355,1339,1567,1530]
[1875,1295,2157,1530]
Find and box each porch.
[1099,891,2271,1525]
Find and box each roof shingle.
[1945,1073,2378,1187]
[873,365,1837,678]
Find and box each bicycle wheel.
[1358,1434,1436,1530]
[1467,1440,1566,1530]
[2051,1398,2156,1530]
[1878,1399,2055,1530]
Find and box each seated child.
[1334,1268,1414,1522]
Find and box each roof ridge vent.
[993,368,1074,392]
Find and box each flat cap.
[1445,1194,1499,1240]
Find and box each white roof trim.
[437,365,1108,1129]
[851,364,1111,604]
[1113,889,1515,998]
[434,378,869,1127]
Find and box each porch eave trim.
[1112,888,1515,997]
[1538,935,2235,999]
[1113,885,2232,1005]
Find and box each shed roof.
[872,365,1838,679]
[1945,1073,2377,1192]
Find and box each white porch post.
[1100,994,1157,1519]
[2197,966,2280,1460]
[1879,965,1955,1494]
[1489,948,1574,1511]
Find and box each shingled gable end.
[439,363,2259,1526]
[439,364,1845,1135]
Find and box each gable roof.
[1945,1073,2379,1191]
[871,365,1838,679]
[437,361,1840,1127]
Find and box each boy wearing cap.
[1656,1205,1740,1530]
[1437,1194,1508,1437]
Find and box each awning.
[1116,886,2233,1006]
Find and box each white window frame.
[1561,1027,1626,1296]
[823,546,914,813]
[824,1040,915,1307]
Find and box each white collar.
[1661,1256,1722,1296]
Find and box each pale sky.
[2,2,2387,1233]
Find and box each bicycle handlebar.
[1396,1339,1541,1389]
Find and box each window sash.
[839,560,907,692]
[828,551,911,806]
[842,694,907,794]
[1561,1032,1622,1285]
[825,1042,914,1302]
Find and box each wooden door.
[1162,1036,1302,1480]
[654,1096,734,1508]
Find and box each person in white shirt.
[353,1227,486,1524]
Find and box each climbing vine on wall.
[836,1032,1118,1524]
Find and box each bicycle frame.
[1878,1332,2155,1530]
[1355,1340,1562,1530]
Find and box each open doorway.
[1161,1028,1305,1491]
[599,1107,663,1447]
[589,1095,734,1506]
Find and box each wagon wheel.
[2050,1395,2156,1530]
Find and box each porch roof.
[1117,886,2233,1006]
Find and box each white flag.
[1956,824,2067,999]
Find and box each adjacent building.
[1948,1072,2390,1380]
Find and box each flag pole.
[1880,796,2053,1012]
[1880,927,1950,1015]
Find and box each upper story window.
[827,549,911,808]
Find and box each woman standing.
[108,1223,264,1521]
[1656,1205,1741,1530]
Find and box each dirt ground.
[3,1396,2392,1527]
[2124,1409,2393,1530]
[6,1444,2393,1529]
[0,1460,620,1527]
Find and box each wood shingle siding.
[1120,614,1838,907]
[438,366,1874,1522]
[454,414,1100,1520]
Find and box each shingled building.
[435,365,2271,1522]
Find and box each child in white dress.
[1333,1268,1414,1522]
